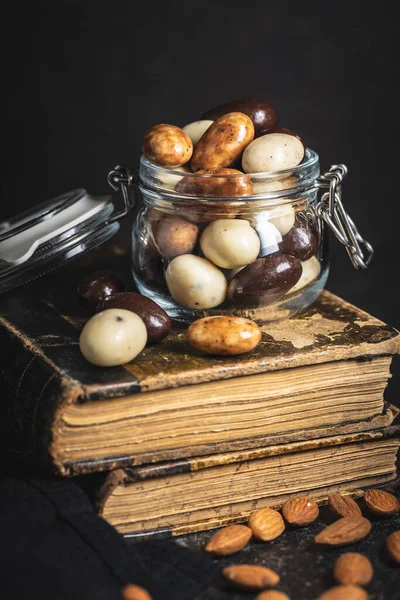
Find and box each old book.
[0,256,399,476]
[90,426,400,538]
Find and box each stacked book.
[0,254,399,540]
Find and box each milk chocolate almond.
[142,124,193,167]
[187,316,261,356]
[191,112,254,171]
[175,167,253,198]
[150,214,199,260]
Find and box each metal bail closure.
[315,165,374,269]
[107,165,136,222]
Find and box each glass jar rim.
[140,148,319,180]
[138,148,320,204]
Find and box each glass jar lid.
[0,189,118,294]
[0,166,136,294]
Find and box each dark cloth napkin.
[0,476,219,600]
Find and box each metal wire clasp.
[107,165,136,222]
[315,165,374,269]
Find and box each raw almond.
[314,516,371,546]
[256,591,291,600]
[316,585,368,600]
[249,508,285,541]
[364,489,400,517]
[386,530,400,564]
[281,496,319,526]
[222,564,280,590]
[333,552,373,585]
[121,585,153,600]
[328,494,362,519]
[205,524,252,555]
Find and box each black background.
[1,1,399,347]
[2,0,399,330]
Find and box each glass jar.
[125,150,372,324]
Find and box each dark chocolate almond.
[279,214,318,261]
[99,292,171,343]
[228,253,302,307]
[77,270,126,312]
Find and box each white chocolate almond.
[79,309,147,367]
[157,165,191,190]
[200,219,260,269]
[242,132,305,173]
[288,256,321,294]
[182,120,214,146]
[166,255,227,309]
[267,205,296,236]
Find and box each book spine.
[0,315,70,475]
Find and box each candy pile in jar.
[140,98,320,312]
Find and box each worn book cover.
[0,250,399,476]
